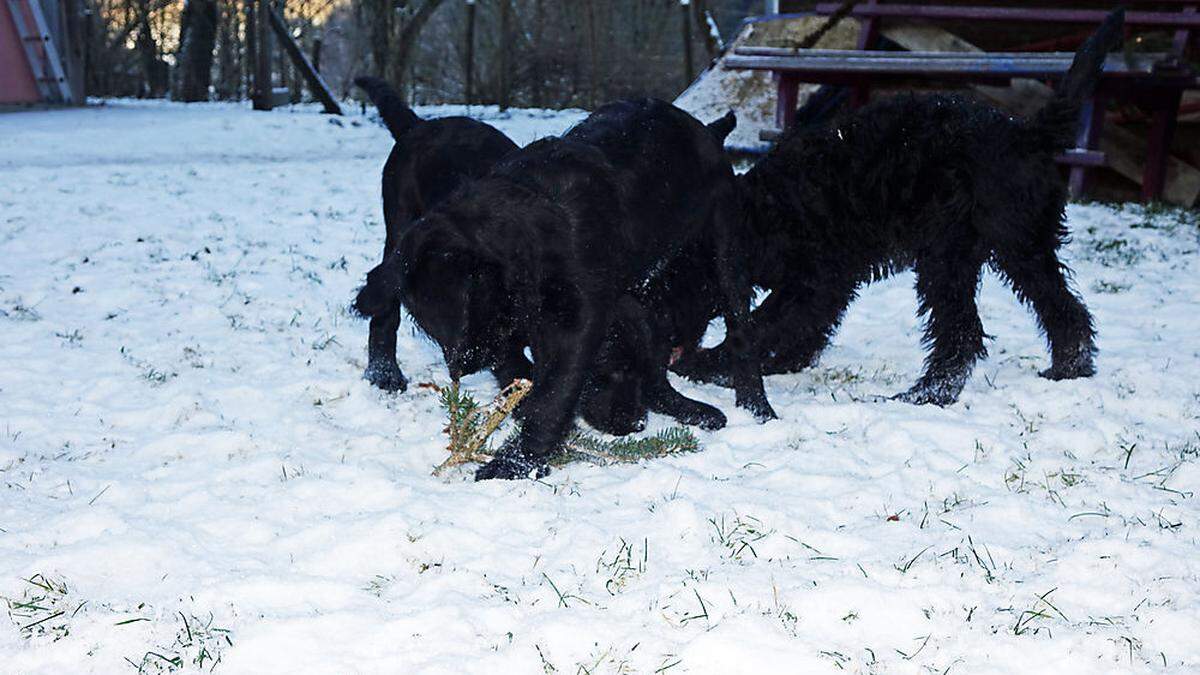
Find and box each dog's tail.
[706,111,737,144]
[1032,8,1124,147]
[354,76,422,140]
[353,257,404,319]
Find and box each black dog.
[357,99,775,479]
[578,114,737,437]
[354,77,730,437]
[675,10,1121,406]
[355,76,519,393]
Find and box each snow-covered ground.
[2,100,1199,674]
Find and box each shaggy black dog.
[355,76,519,394]
[674,10,1122,406]
[357,99,774,480]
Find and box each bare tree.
[362,0,449,94]
[174,0,218,101]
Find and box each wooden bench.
[726,1,1200,202]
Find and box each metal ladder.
[6,0,72,103]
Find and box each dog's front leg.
[476,302,609,480]
[709,201,776,422]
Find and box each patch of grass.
[119,346,177,386]
[1011,588,1068,637]
[573,643,639,675]
[1085,236,1146,268]
[5,573,83,642]
[1128,202,1199,232]
[54,328,84,346]
[596,538,648,595]
[3,302,42,322]
[362,575,395,597]
[708,513,772,561]
[125,611,233,673]
[1091,279,1131,294]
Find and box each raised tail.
[1032,8,1124,147]
[354,76,422,140]
[706,111,737,144]
[353,257,404,319]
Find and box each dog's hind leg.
[756,280,857,375]
[993,244,1096,381]
[365,305,408,392]
[672,280,854,385]
[644,377,727,430]
[897,243,987,406]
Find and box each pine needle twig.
[429,378,532,475]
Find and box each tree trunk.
[692,0,722,60]
[464,0,476,104]
[681,0,693,88]
[497,0,512,110]
[174,0,218,101]
[386,0,449,95]
[135,3,167,97]
[215,0,242,99]
[584,0,597,109]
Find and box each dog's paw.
[671,348,733,387]
[474,454,548,481]
[892,383,957,407]
[365,361,408,392]
[1040,355,1096,381]
[686,405,727,431]
[586,413,647,437]
[739,395,778,423]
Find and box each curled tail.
[354,76,422,140]
[353,257,404,319]
[1032,8,1124,147]
[706,111,737,144]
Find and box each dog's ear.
[706,111,737,144]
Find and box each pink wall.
[1,0,43,104]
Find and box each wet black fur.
[578,112,736,437]
[357,100,774,479]
[354,76,519,394]
[674,10,1122,405]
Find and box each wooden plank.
[815,4,1200,28]
[723,52,1173,79]
[881,23,1200,206]
[267,7,342,115]
[1059,149,1107,167]
[737,47,1077,58]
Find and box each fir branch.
[427,379,701,475]
[429,378,531,475]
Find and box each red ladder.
[6,0,72,103]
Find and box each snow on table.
[1,100,1198,674]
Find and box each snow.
[3,99,1200,673]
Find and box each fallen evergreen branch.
[428,380,702,474]
[558,426,700,466]
[425,378,532,476]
